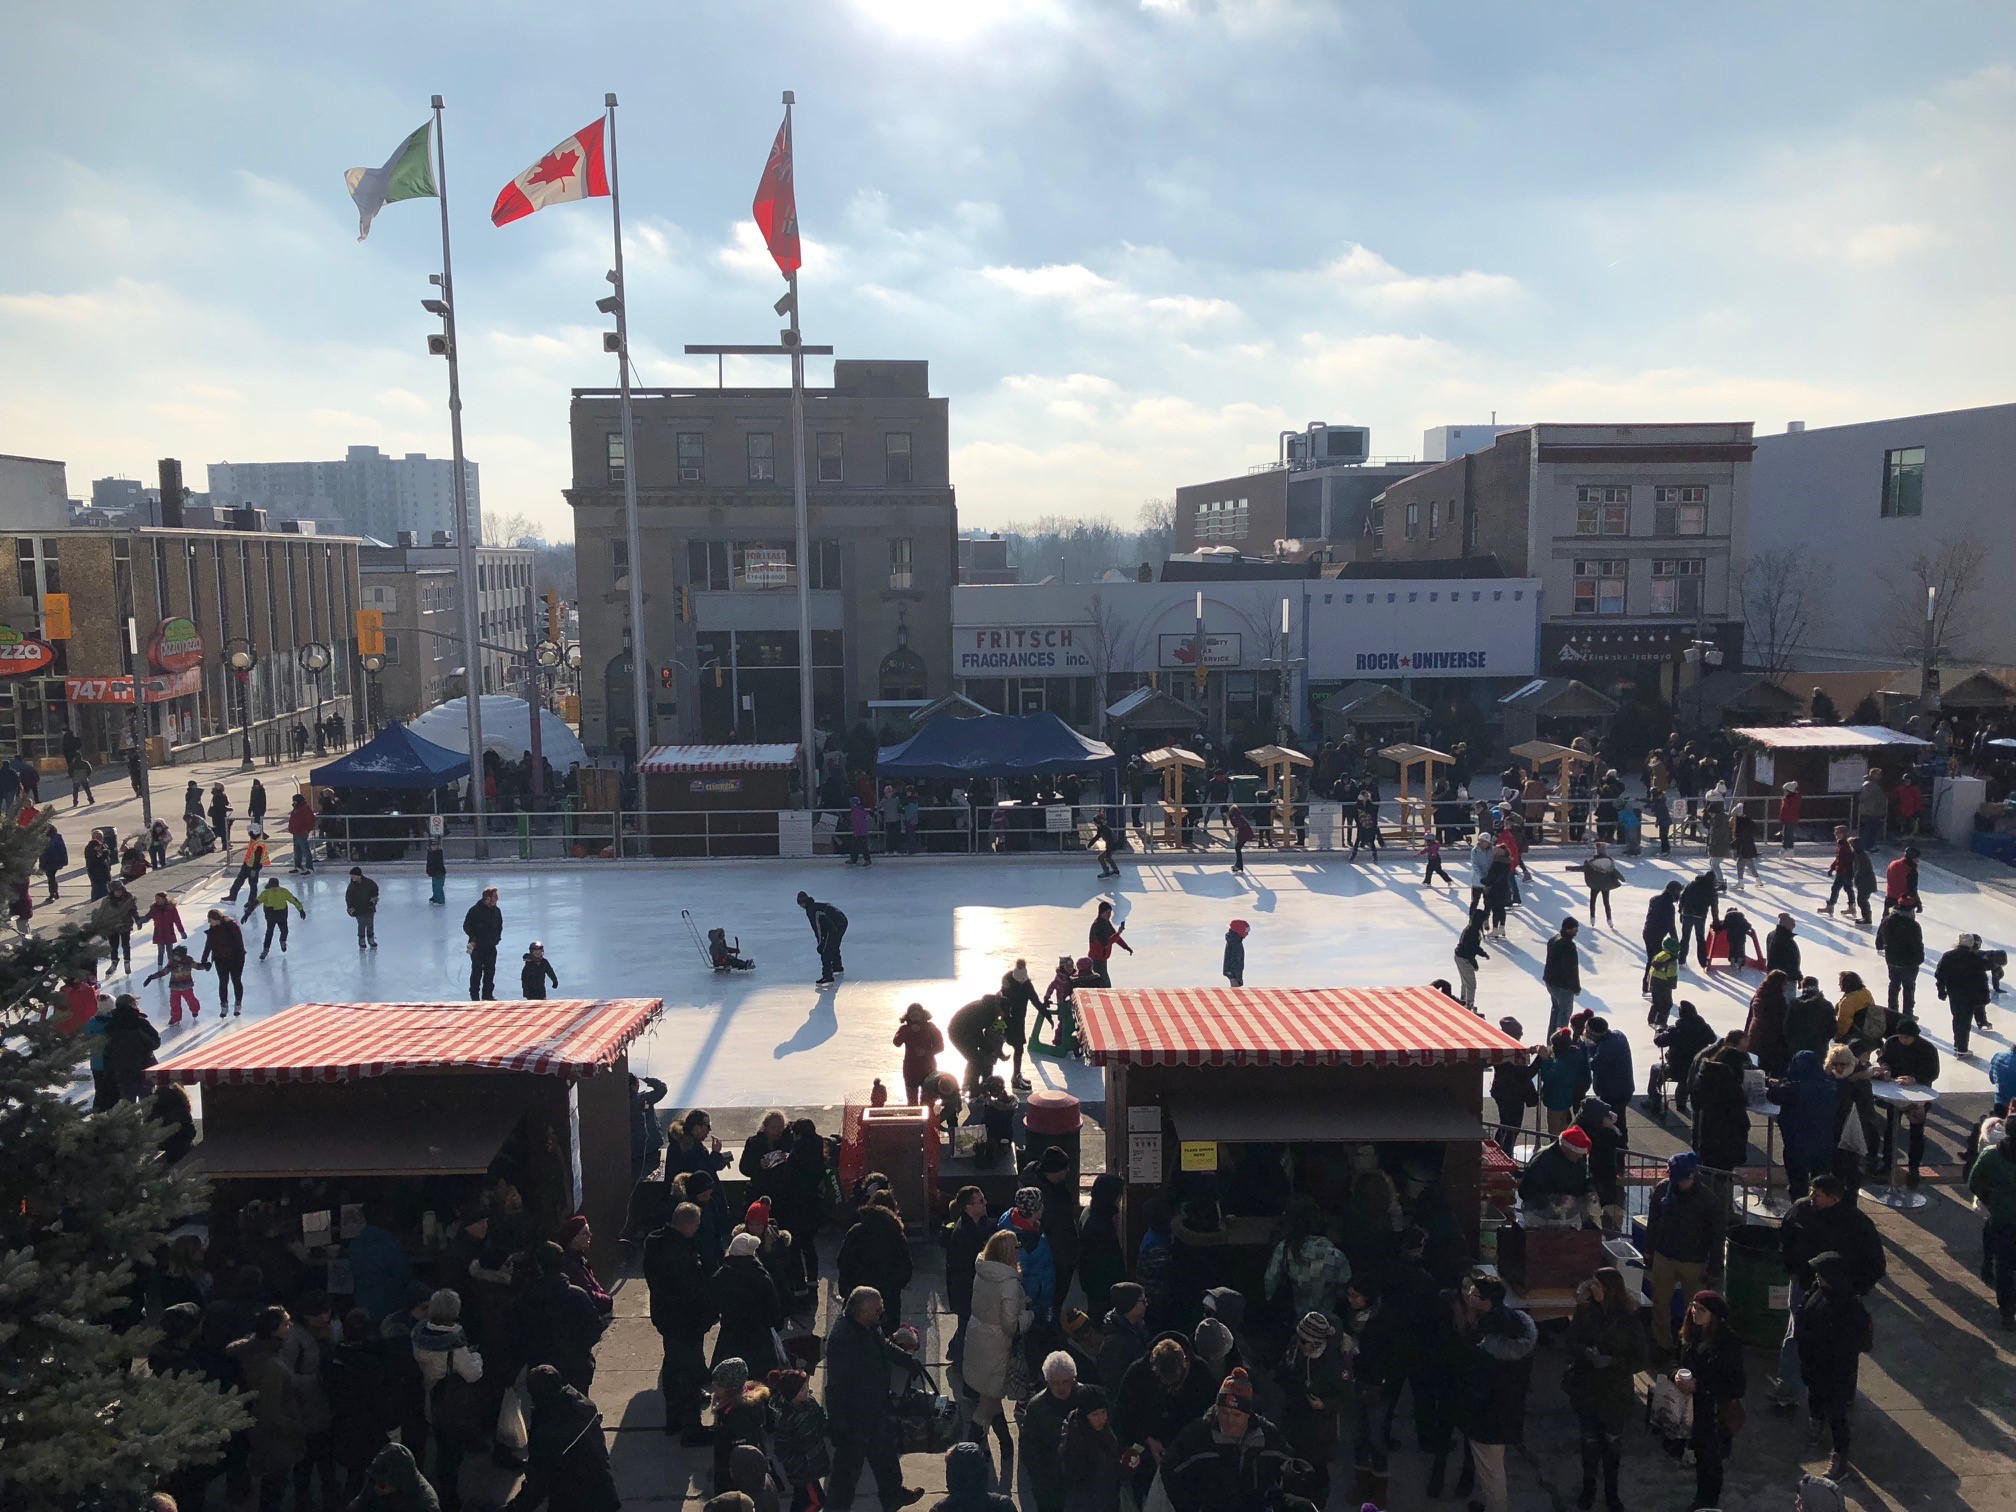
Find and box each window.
[1194,499,1249,541]
[605,432,625,483]
[382,634,401,667]
[686,539,731,591]
[1427,500,1440,540]
[1572,558,1627,615]
[1651,557,1705,616]
[812,539,843,591]
[733,541,795,589]
[676,431,704,482]
[747,432,775,483]
[1369,503,1385,552]
[816,431,844,483]
[611,539,629,581]
[1574,485,1630,535]
[1654,485,1707,535]
[889,537,914,591]
[1882,446,1924,518]
[885,432,912,486]
[1404,502,1420,540]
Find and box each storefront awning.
[1076,985,1526,1068]
[1165,1087,1483,1144]
[187,1093,530,1180]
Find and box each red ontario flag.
[751,113,801,277]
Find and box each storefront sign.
[63,669,202,704]
[689,776,744,796]
[1128,1130,1164,1183]
[957,627,1093,675]
[1179,1141,1218,1172]
[149,616,205,673]
[0,625,56,677]
[743,548,792,587]
[1826,756,1867,793]
[1353,649,1491,672]
[1157,633,1241,669]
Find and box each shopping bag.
[1837,1110,1869,1157]
[496,1384,529,1452]
[1646,1374,1693,1441]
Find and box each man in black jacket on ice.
[463,886,503,999]
[797,890,847,986]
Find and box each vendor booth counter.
[1077,984,1526,1264]
[639,744,799,857]
[149,997,661,1276]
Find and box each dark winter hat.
[1202,1287,1246,1327]
[1109,1281,1146,1315]
[1014,1186,1045,1218]
[1690,1289,1731,1320]
[559,1214,589,1246]
[795,891,811,905]
[712,1358,749,1393]
[1216,1366,1254,1410]
[1295,1311,1335,1343]
[1229,918,1249,937]
[944,1441,990,1497]
[1037,1145,1071,1176]
[1668,1152,1700,1182]
[1193,1317,1234,1365]
[766,1367,808,1400]
[1497,1016,1523,1038]
[1796,1474,1847,1512]
[1073,1385,1111,1415]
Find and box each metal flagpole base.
[1875,1185,1928,1211]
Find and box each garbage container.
[1019,1089,1083,1176]
[857,1103,939,1230]
[1724,1222,1789,1348]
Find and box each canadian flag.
[492,118,609,227]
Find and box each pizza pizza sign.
[149,616,205,673]
[0,625,56,677]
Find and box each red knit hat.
[1559,1125,1593,1154]
[744,1198,771,1230]
[1216,1367,1254,1410]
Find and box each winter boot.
[1354,1466,1375,1504]
[1370,1471,1390,1510]
[1454,1451,1476,1500]
[1907,1121,1927,1185]
[1827,1452,1851,1480]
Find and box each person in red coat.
[892,1003,943,1105]
[1778,782,1803,850]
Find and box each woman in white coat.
[961,1228,1032,1466]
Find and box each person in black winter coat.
[770,1119,832,1296]
[644,1203,719,1444]
[325,1307,406,1500]
[519,942,558,999]
[823,1288,920,1510]
[1158,1367,1292,1512]
[1114,1334,1212,1503]
[1936,932,1994,1057]
[930,1440,1014,1512]
[462,888,504,999]
[1655,1000,1716,1117]
[1025,1144,1083,1305]
[941,1187,990,1365]
[514,1242,608,1394]
[796,891,847,984]
[1020,1352,1084,1512]
[102,994,159,1102]
[998,960,1044,1086]
[1766,913,1802,979]
[1677,1291,1746,1509]
[1461,1275,1537,1511]
[1643,881,1683,963]
[837,1196,914,1333]
[1779,1178,1886,1297]
[1691,1038,1753,1174]
[1878,1019,1940,1184]
[711,1233,786,1373]
[504,1366,621,1512]
[1096,1283,1151,1396]
[1794,1252,1874,1479]
[1678,872,1720,965]
[1276,1312,1350,1509]
[1876,903,1925,1020]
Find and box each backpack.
[429,1348,488,1448]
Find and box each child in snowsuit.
[892,1003,944,1105]
[520,941,559,999]
[143,945,208,1027]
[1034,954,1078,1053]
[707,928,755,971]
[1643,936,1681,1028]
[1420,831,1451,885]
[144,892,186,970]
[1224,919,1249,987]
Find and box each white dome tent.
[408,695,590,771]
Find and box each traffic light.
[658,664,674,690]
[677,585,692,623]
[545,588,562,642]
[1194,663,1208,692]
[714,662,723,688]
[41,593,70,640]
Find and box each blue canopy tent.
[876,711,1117,779]
[311,721,471,790]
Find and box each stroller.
[886,1327,962,1455]
[118,834,151,881]
[178,815,218,861]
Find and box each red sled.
[1702,926,1764,972]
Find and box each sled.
[679,909,721,971]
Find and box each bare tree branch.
[1739,547,1831,682]
[1879,537,1991,663]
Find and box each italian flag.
[491,118,609,227]
[344,122,435,241]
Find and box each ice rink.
[118,845,2013,1109]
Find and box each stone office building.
[0,524,363,763]
[1371,422,1754,697]
[567,359,956,751]
[359,535,537,724]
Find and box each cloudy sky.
[4,1,2013,538]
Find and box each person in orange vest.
[225,827,269,903]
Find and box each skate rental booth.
[639,743,801,857]
[147,998,662,1276]
[1079,985,1526,1272]
[1729,724,1932,832]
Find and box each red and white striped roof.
[639,743,801,772]
[1075,985,1525,1068]
[146,998,662,1087]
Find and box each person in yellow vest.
[226,827,269,904]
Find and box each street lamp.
[1682,638,1724,732]
[299,640,331,754]
[359,652,385,737]
[225,638,257,770]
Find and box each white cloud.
[1319,243,1525,311]
[1837,222,1941,268]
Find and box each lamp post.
[299,641,331,755]
[1682,637,1724,733]
[359,653,384,737]
[225,638,257,770]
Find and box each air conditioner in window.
[679,467,702,482]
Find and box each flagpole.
[783,90,815,801]
[431,93,489,855]
[606,92,651,765]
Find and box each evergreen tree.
[1809,688,1840,724]
[1848,694,1884,726]
[0,809,248,1509]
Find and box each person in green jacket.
[1967,1123,2016,1329]
[242,876,306,958]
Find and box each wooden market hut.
[1318,680,1430,743]
[1106,686,1206,741]
[1379,742,1454,840]
[1498,678,1619,748]
[1729,724,1932,829]
[1140,745,1205,845]
[638,743,800,857]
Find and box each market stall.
[1079,984,1525,1269]
[1320,680,1429,744]
[1730,724,1932,831]
[1140,745,1204,846]
[1244,743,1311,845]
[1499,678,1618,749]
[1105,687,1206,743]
[148,997,661,1276]
[1379,742,1453,841]
[308,722,472,860]
[638,743,799,857]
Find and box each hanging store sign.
[149,616,205,673]
[957,627,1094,675]
[1157,632,1241,670]
[0,625,56,677]
[64,669,202,705]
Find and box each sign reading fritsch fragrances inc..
[0,625,56,677]
[149,616,205,673]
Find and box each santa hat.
[1559,1125,1593,1154]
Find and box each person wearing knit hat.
[1796,1473,1847,1512]
[1519,1122,1593,1213]
[1217,1365,1254,1411]
[1676,1288,1745,1509]
[557,1214,613,1319]
[1193,1315,1235,1372]
[711,1358,750,1394]
[743,1198,771,1231]
[1224,918,1249,987]
[1012,1185,1044,1224]
[1161,1364,1292,1509]
[1096,1281,1151,1398]
[1279,1311,1348,1507]
[1643,1150,1716,1352]
[726,1232,762,1259]
[998,1188,1058,1323]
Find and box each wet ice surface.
[121,847,2010,1109]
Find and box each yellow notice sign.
[1179,1141,1217,1172]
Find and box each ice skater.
[199,908,246,1016]
[243,876,306,959]
[1348,788,1382,861]
[1223,918,1249,987]
[1643,936,1681,1028]
[463,886,503,997]
[345,866,379,948]
[999,960,1043,1088]
[1091,814,1121,879]
[143,944,208,1028]
[1228,803,1254,873]
[1087,900,1131,987]
[948,993,1009,1096]
[1453,909,1489,1010]
[796,890,847,986]
[520,940,558,999]
[426,836,448,905]
[706,928,755,971]
[143,891,186,970]
[1033,954,1078,1053]
[1419,830,1452,886]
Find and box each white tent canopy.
[408,695,589,770]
